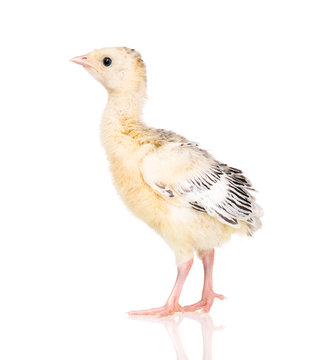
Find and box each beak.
[70,54,98,72]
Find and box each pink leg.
[128,258,193,317]
[183,249,224,313]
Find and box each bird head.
[71,47,146,93]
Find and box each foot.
[128,303,183,317]
[183,291,225,313]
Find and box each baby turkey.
[71,47,262,317]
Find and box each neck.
[100,84,147,152]
[103,83,146,126]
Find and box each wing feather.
[141,142,261,228]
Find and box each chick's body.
[103,120,246,264]
[72,47,262,316]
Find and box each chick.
[71,47,262,317]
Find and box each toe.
[183,300,206,312]
[128,306,164,316]
[128,304,182,317]
[214,293,225,300]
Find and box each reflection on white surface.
[129,313,223,359]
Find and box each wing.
[141,142,260,228]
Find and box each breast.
[107,142,169,232]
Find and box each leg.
[128,258,193,317]
[183,249,224,313]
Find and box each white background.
[0,0,321,359]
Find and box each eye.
[102,57,112,67]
